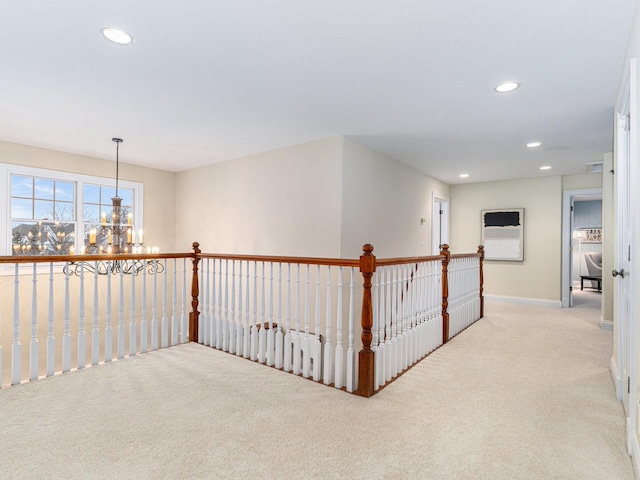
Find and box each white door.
[615,59,634,434]
[569,197,575,307]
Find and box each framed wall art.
[481,208,524,261]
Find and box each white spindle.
[266,262,275,366]
[250,261,258,361]
[323,266,333,386]
[390,265,398,379]
[12,264,21,385]
[0,276,2,387]
[312,265,321,381]
[202,259,210,346]
[118,265,125,359]
[30,264,39,381]
[385,265,392,383]
[46,263,55,377]
[78,263,86,369]
[372,268,379,391]
[283,263,292,372]
[229,260,237,355]
[217,259,223,350]
[302,264,310,378]
[223,259,229,352]
[141,261,148,354]
[151,259,158,351]
[293,264,301,375]
[182,258,188,343]
[210,259,217,348]
[161,259,168,348]
[62,264,71,373]
[171,258,178,346]
[258,262,266,363]
[92,263,100,366]
[105,262,113,361]
[275,263,283,369]
[236,260,243,356]
[346,267,355,393]
[243,261,250,359]
[334,266,343,389]
[377,266,386,388]
[129,263,136,356]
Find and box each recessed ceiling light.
[101,26,134,45]
[459,173,470,178]
[540,166,552,170]
[526,141,543,148]
[494,81,520,93]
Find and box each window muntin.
[2,163,143,258]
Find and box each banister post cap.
[362,244,374,255]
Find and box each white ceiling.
[0,1,636,185]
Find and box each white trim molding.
[611,355,623,401]
[484,294,562,308]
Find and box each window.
[1,163,143,257]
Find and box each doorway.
[431,193,449,255]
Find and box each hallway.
[0,301,632,479]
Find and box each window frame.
[1,162,144,266]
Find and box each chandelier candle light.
[83,138,157,255]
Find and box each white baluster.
[222,259,229,352]
[390,265,398,378]
[140,260,148,354]
[312,265,321,381]
[229,260,237,355]
[161,259,168,348]
[170,259,177,346]
[385,265,392,382]
[323,266,333,386]
[302,264,311,378]
[129,263,137,356]
[210,258,217,348]
[266,262,275,366]
[283,263,292,372]
[372,268,379,391]
[243,261,250,358]
[292,264,301,375]
[0,275,2,387]
[29,264,39,381]
[346,267,355,393]
[182,258,188,343]
[258,262,266,363]
[250,261,258,361]
[202,258,210,346]
[92,263,100,366]
[377,266,386,388]
[45,263,55,377]
[217,259,223,350]
[105,262,113,361]
[275,263,284,369]
[236,260,243,356]
[334,266,343,389]
[62,264,71,373]
[151,259,158,351]
[12,264,21,385]
[118,265,125,359]
[78,263,86,369]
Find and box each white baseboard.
[484,294,562,308]
[601,317,613,331]
[611,355,623,401]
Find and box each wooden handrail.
[376,254,445,266]
[198,252,359,267]
[0,252,193,264]
[449,252,482,260]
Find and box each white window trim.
[1,162,144,271]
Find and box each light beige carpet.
[0,302,633,480]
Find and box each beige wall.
[450,176,563,303]
[602,153,614,323]
[0,140,177,253]
[175,137,343,257]
[340,138,450,258]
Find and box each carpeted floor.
[0,301,633,480]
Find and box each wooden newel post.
[477,245,485,319]
[189,242,201,342]
[440,244,450,345]
[358,243,376,398]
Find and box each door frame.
[561,188,602,308]
[431,193,449,255]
